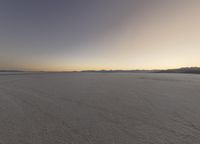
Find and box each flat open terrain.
[0,73,200,144]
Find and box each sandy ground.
[0,73,200,144]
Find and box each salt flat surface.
[0,73,200,144]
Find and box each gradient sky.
[0,0,200,71]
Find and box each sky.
[0,0,200,71]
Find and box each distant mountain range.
[154,67,200,74]
[1,67,200,74]
[0,70,24,72]
[82,67,200,74]
[81,70,152,73]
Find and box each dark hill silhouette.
[155,67,200,74]
[0,70,24,72]
[82,67,200,74]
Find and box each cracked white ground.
[0,73,200,144]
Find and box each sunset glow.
[0,0,199,71]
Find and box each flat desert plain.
[0,73,200,144]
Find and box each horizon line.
[0,67,200,72]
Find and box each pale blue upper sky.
[0,0,199,71]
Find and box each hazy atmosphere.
[0,0,200,70]
[1,1,200,144]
